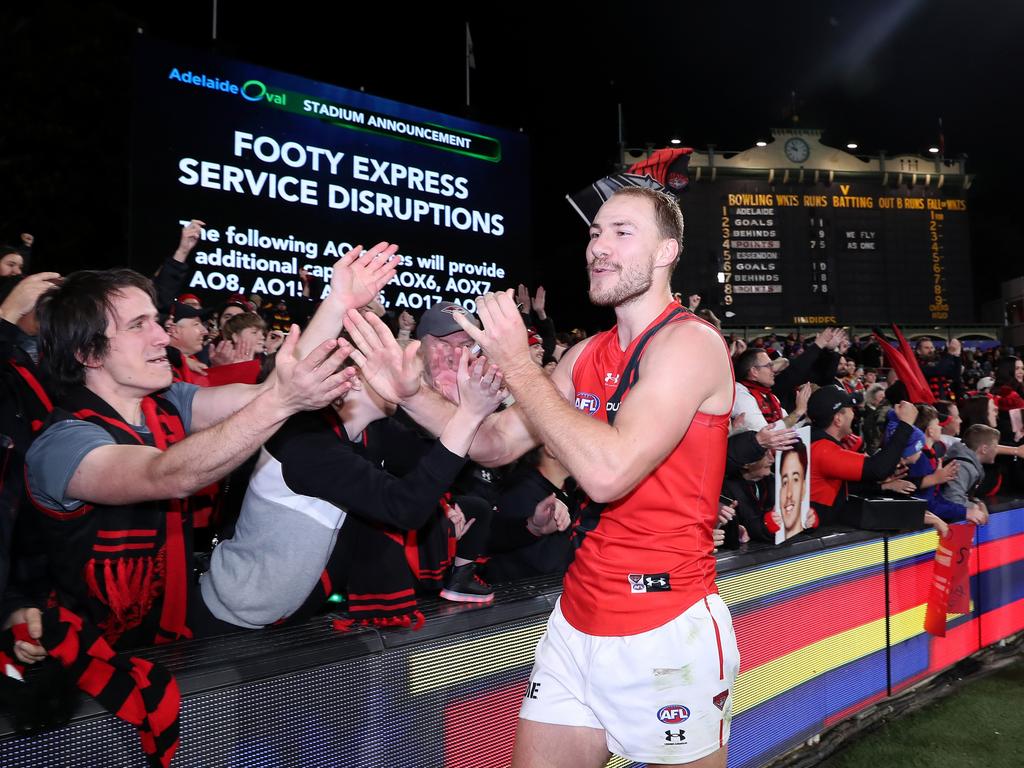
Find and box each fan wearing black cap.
[165,300,211,384]
[808,385,919,525]
[410,302,503,499]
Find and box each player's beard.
[588,257,655,307]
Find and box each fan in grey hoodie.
[942,424,999,508]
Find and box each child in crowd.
[941,424,999,522]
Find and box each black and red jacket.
[30,386,193,649]
[1,321,54,618]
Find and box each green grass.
[820,660,1024,768]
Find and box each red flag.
[923,523,974,637]
[872,331,933,403]
[891,324,934,403]
[627,148,693,187]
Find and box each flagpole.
[465,23,472,108]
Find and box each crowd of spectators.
[1,221,1021,740]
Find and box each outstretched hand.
[329,241,399,309]
[532,286,547,319]
[933,458,960,485]
[271,325,356,414]
[0,271,60,324]
[455,348,507,418]
[756,425,799,451]
[527,493,570,536]
[345,308,422,403]
[175,219,205,260]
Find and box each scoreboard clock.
[784,137,811,163]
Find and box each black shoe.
[440,563,494,604]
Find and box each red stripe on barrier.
[927,617,980,672]
[888,559,948,615]
[980,596,1024,647]
[891,667,933,696]
[976,532,1024,573]
[823,689,889,727]
[734,571,886,671]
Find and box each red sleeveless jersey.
[560,304,732,636]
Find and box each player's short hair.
[963,424,1000,451]
[609,187,684,274]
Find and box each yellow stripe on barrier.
[408,621,547,695]
[719,541,885,607]
[734,614,887,715]
[888,529,943,563]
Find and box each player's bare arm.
[456,290,732,503]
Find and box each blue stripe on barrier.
[888,632,931,689]
[728,649,888,768]
[978,506,1024,543]
[977,559,1024,612]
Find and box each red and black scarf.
[1,607,179,767]
[742,380,784,424]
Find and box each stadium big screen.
[674,178,972,326]
[130,38,530,312]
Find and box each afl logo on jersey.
[658,705,690,724]
[574,392,601,415]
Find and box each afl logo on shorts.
[658,705,691,724]
[574,392,601,414]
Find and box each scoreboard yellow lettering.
[878,197,895,208]
[775,194,800,206]
[803,194,828,207]
[728,193,775,206]
[831,195,874,208]
[903,198,925,209]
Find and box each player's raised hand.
[452,290,531,376]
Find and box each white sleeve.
[731,385,769,434]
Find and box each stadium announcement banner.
[131,38,530,312]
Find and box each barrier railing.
[2,503,1022,767]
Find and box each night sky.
[3,1,1022,332]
